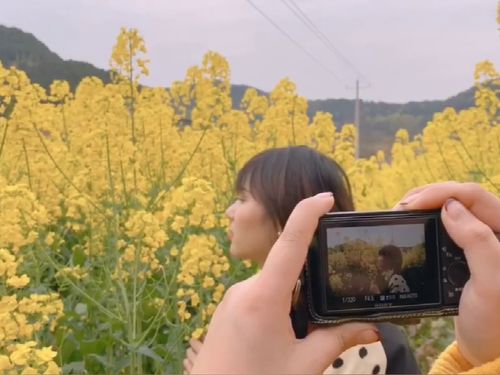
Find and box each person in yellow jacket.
[190,181,500,374]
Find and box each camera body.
[305,209,470,324]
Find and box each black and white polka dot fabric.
[388,274,410,293]
[324,342,387,375]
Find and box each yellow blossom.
[0,355,13,371]
[191,327,204,340]
[7,274,30,289]
[35,347,57,363]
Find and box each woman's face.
[378,255,390,271]
[225,189,278,266]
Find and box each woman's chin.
[228,247,242,260]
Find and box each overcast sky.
[2,0,499,102]
[327,223,425,248]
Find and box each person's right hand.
[395,182,500,366]
[183,339,203,374]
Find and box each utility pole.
[347,78,370,159]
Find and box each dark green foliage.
[0,25,110,90]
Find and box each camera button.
[447,261,470,287]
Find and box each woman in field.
[376,245,410,294]
[184,146,419,374]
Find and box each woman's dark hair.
[378,245,403,273]
[235,146,354,230]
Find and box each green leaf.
[136,345,164,363]
[62,361,86,374]
[80,338,106,355]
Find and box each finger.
[392,185,431,209]
[189,339,203,353]
[442,199,500,295]
[297,323,379,372]
[186,347,197,364]
[401,182,500,231]
[259,192,334,301]
[183,358,192,374]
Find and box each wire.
[284,0,368,83]
[245,0,346,85]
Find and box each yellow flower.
[202,276,215,288]
[211,264,222,278]
[170,247,179,257]
[190,292,200,307]
[44,360,60,375]
[0,355,13,371]
[171,216,186,233]
[35,347,57,363]
[191,327,204,340]
[7,274,31,289]
[10,342,36,366]
[206,303,216,317]
[0,296,18,314]
[21,367,38,375]
[44,232,55,246]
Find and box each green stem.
[457,136,500,192]
[105,130,117,205]
[0,119,9,160]
[39,245,125,323]
[22,138,33,191]
[33,123,102,213]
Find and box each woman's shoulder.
[324,323,420,374]
[377,323,420,373]
[324,342,387,374]
[389,274,410,293]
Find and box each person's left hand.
[192,192,380,374]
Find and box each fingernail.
[399,192,420,206]
[316,192,333,198]
[444,198,465,219]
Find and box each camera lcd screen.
[324,218,440,313]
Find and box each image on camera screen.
[326,223,432,308]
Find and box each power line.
[244,0,345,85]
[284,0,368,84]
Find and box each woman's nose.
[225,202,236,219]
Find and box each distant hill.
[0,25,110,89]
[308,87,475,157]
[0,24,476,158]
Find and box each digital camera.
[305,209,470,324]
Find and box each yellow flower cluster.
[0,341,59,375]
[119,210,168,279]
[0,186,49,252]
[176,233,228,337]
[0,294,63,374]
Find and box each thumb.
[297,323,379,372]
[442,199,500,293]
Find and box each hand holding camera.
[306,208,468,324]
[396,182,500,366]
[191,193,380,374]
[192,183,500,373]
